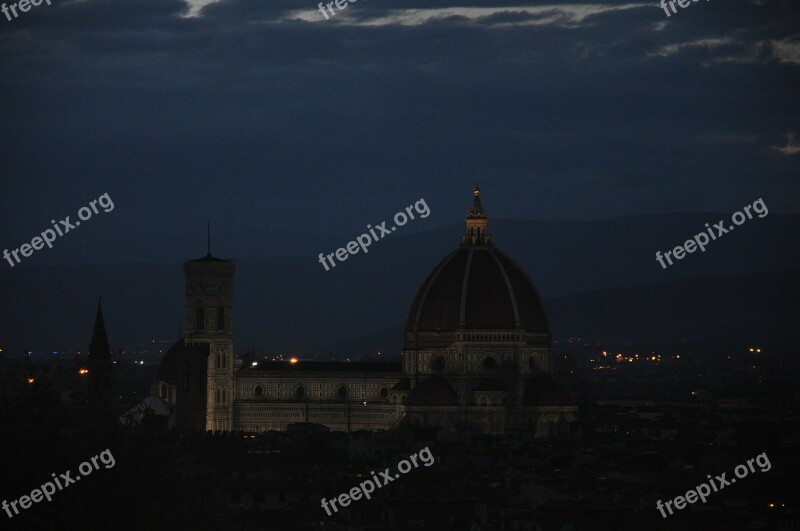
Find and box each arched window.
[296,385,305,398]
[379,387,389,399]
[432,356,446,372]
[337,386,348,399]
[217,307,225,331]
[254,385,264,397]
[483,356,497,370]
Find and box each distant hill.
[323,269,800,357]
[0,214,797,356]
[546,269,800,346]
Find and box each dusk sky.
[3,5,799,527]
[1,0,798,265]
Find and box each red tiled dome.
[404,186,550,350]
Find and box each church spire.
[88,297,111,362]
[461,183,492,247]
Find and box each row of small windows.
[422,355,543,371]
[458,333,521,341]
[253,385,390,399]
[194,307,227,331]
[215,353,229,369]
[431,356,498,371]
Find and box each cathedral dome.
[156,339,185,383]
[404,186,550,349]
[156,338,209,383]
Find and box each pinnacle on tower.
[88,297,111,362]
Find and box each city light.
[289,357,298,364]
[27,377,35,384]
[79,368,89,375]
[251,361,258,367]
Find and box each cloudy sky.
[0,0,798,264]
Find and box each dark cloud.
[0,0,798,264]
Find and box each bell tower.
[184,225,235,432]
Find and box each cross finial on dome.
[474,183,480,197]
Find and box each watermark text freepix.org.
[2,0,52,23]
[2,449,116,519]
[655,198,767,270]
[660,0,709,18]
[318,198,429,271]
[317,0,360,20]
[321,447,435,515]
[3,192,114,269]
[656,451,771,518]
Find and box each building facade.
[153,187,577,435]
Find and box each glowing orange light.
[289,357,298,364]
[27,377,35,384]
[79,368,89,375]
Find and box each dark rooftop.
[245,361,402,373]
